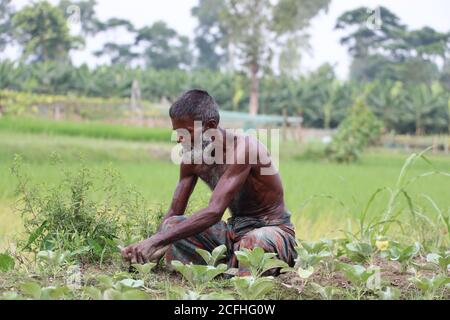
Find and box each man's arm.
[123,163,251,263]
[161,164,198,224]
[155,163,251,246]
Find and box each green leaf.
[103,288,123,300]
[122,289,149,300]
[195,248,213,265]
[378,287,401,300]
[1,291,21,300]
[23,220,47,251]
[261,258,289,275]
[131,262,156,275]
[232,276,274,300]
[84,287,102,300]
[41,286,70,300]
[297,266,314,279]
[210,245,227,266]
[118,278,144,289]
[0,253,15,272]
[20,282,42,299]
[96,275,114,289]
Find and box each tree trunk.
[249,63,259,116]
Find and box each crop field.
[0,118,449,300]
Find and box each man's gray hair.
[169,89,220,124]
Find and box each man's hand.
[121,236,169,264]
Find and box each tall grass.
[0,117,172,142]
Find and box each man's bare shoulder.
[232,133,272,168]
[179,162,198,177]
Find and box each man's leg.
[160,216,231,266]
[233,225,297,276]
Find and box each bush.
[326,97,383,163]
[10,154,164,263]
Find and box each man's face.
[171,116,198,148]
[171,116,213,163]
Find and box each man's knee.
[239,228,273,250]
[238,227,296,264]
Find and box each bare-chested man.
[121,90,297,275]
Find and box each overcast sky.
[9,0,450,79]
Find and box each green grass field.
[1,127,449,248]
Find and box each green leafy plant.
[84,275,149,300]
[310,283,340,300]
[195,245,227,266]
[234,247,288,278]
[11,155,121,262]
[1,291,22,300]
[168,286,234,300]
[281,242,332,282]
[20,282,71,300]
[131,262,157,281]
[409,274,450,300]
[327,97,383,163]
[426,252,450,275]
[295,247,330,269]
[0,253,15,272]
[378,286,401,300]
[344,241,374,264]
[339,263,379,299]
[385,242,421,273]
[232,276,275,300]
[171,260,227,294]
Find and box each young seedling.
[344,241,374,264]
[20,282,71,300]
[310,283,340,300]
[37,250,70,277]
[195,245,227,266]
[426,252,450,275]
[131,262,157,282]
[234,247,288,278]
[1,291,22,300]
[171,260,227,294]
[294,245,332,269]
[232,276,275,300]
[378,286,401,300]
[84,274,149,300]
[168,285,234,300]
[387,242,421,273]
[339,263,379,300]
[409,274,450,300]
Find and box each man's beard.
[181,138,214,164]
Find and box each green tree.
[136,21,192,70]
[12,1,83,63]
[337,6,449,85]
[403,83,447,135]
[327,97,384,163]
[0,0,14,54]
[191,0,228,70]
[336,6,405,59]
[94,43,138,66]
[221,0,330,115]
